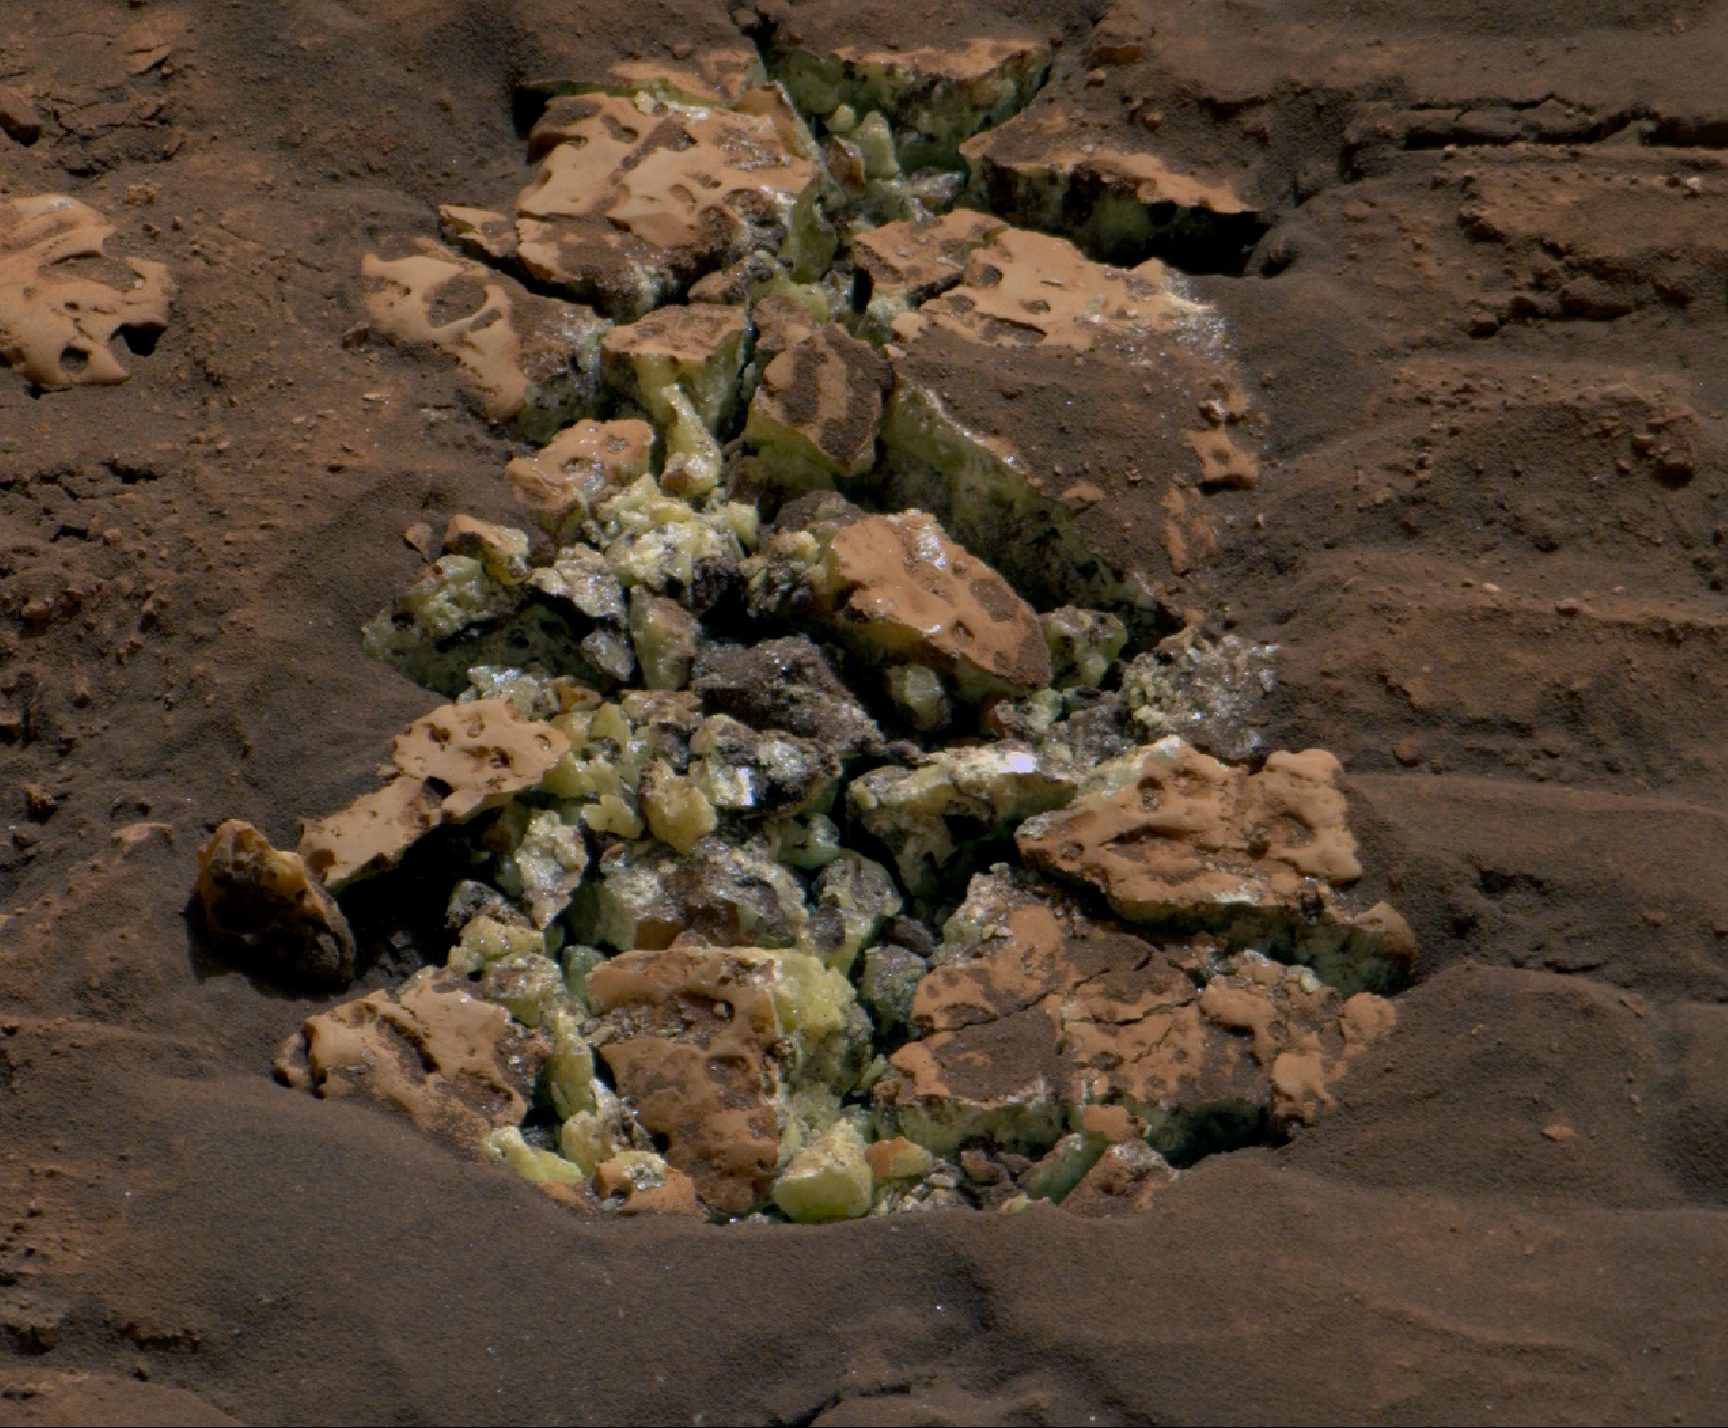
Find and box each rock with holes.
[195,820,355,988]
[297,700,569,889]
[513,92,823,319]
[1016,736,1416,992]
[879,226,1258,614]
[852,207,1005,334]
[275,968,549,1153]
[585,944,860,1216]
[360,240,607,439]
[874,869,1397,1165]
[0,194,172,387]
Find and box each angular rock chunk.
[962,110,1262,269]
[772,1119,873,1223]
[195,820,355,988]
[877,873,1398,1160]
[822,510,1051,698]
[848,745,1076,896]
[600,302,750,433]
[1059,1139,1177,1217]
[744,323,891,484]
[505,418,656,543]
[585,837,808,952]
[275,969,547,1153]
[854,209,1005,309]
[361,242,606,439]
[587,945,852,1216]
[1017,739,1415,992]
[692,636,883,761]
[880,228,1258,612]
[436,204,518,267]
[515,94,821,318]
[1119,630,1277,762]
[298,700,569,889]
[908,226,1206,351]
[0,194,173,387]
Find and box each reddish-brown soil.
[5,1,1728,1423]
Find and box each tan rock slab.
[298,700,569,889]
[515,93,818,318]
[276,970,547,1153]
[0,194,173,387]
[361,240,606,436]
[586,947,791,1216]
[822,510,1052,695]
[1017,738,1416,990]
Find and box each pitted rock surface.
[276,970,548,1152]
[586,946,793,1216]
[514,93,819,318]
[0,194,173,387]
[298,701,569,889]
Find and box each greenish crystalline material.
[772,1119,873,1223]
[885,664,949,732]
[767,32,1052,171]
[485,1127,591,1187]
[505,418,657,545]
[600,302,751,435]
[848,744,1077,896]
[859,942,928,1038]
[288,39,1417,1223]
[1042,607,1129,690]
[542,1006,599,1120]
[584,836,809,952]
[805,852,901,975]
[1018,1131,1107,1203]
[691,714,841,821]
[1119,632,1278,762]
[495,809,589,929]
[477,951,567,1028]
[628,588,700,691]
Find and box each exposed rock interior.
[196,22,1412,1223]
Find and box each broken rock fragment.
[881,227,1257,611]
[962,106,1263,268]
[764,13,1052,170]
[1017,739,1415,992]
[692,636,883,762]
[821,510,1052,699]
[360,241,607,439]
[298,700,569,889]
[515,93,821,319]
[877,871,1398,1162]
[504,418,656,544]
[0,194,173,387]
[276,969,547,1154]
[744,323,892,485]
[586,945,858,1216]
[194,820,355,988]
[600,302,750,434]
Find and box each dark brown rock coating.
[5,0,1728,1423]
